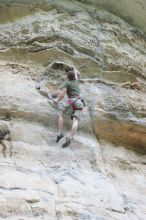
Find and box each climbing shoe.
[56,133,64,143]
[62,137,72,148]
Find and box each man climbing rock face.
[53,66,84,148]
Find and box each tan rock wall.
[0,1,146,219]
[1,0,146,33]
[81,0,146,34]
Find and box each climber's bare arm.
[70,65,81,80]
[54,88,67,104]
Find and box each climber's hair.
[67,71,75,81]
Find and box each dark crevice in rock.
[107,207,125,214]
[0,186,54,196]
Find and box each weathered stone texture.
[0,1,146,219]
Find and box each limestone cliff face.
[0,1,146,220]
[81,0,146,34]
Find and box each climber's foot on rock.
[56,133,64,143]
[62,137,72,148]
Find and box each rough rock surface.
[81,0,146,34]
[0,1,146,220]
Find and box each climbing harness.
[67,96,83,111]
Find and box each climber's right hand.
[53,99,58,106]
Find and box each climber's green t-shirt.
[64,80,80,98]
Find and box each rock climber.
[53,66,84,148]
